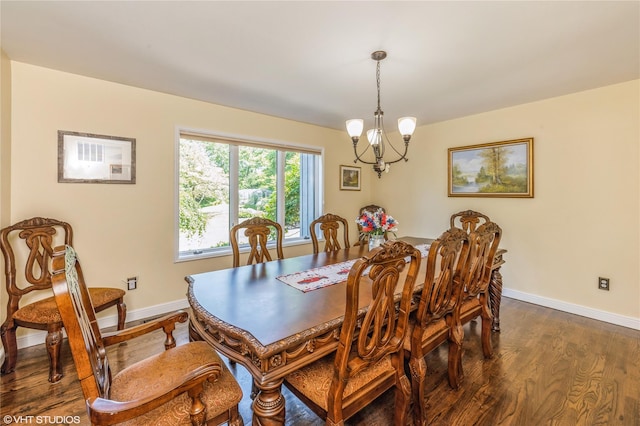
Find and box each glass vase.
[368,234,385,251]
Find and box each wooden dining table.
[186,236,506,425]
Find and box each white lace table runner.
[277,243,430,292]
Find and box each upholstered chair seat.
[111,341,243,426]
[283,355,393,412]
[12,288,124,325]
[402,318,448,354]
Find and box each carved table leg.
[252,379,286,426]
[488,267,503,332]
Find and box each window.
[76,141,104,162]
[176,129,323,260]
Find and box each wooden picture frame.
[340,165,361,191]
[58,131,136,183]
[448,137,533,198]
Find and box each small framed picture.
[58,131,136,183]
[340,165,361,191]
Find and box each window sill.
[175,237,312,263]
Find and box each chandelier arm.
[381,132,410,163]
[352,142,379,165]
[380,141,410,165]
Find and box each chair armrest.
[87,362,221,425]
[102,310,188,349]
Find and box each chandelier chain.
[376,61,382,111]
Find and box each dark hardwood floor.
[1,298,638,425]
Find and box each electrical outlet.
[127,276,138,290]
[598,277,609,291]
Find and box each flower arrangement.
[356,208,398,238]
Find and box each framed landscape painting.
[340,165,361,191]
[448,138,533,198]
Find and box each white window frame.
[174,127,324,262]
[77,141,104,162]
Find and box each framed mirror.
[58,131,136,184]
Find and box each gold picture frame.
[448,137,533,198]
[340,165,361,191]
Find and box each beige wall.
[0,51,11,362]
[3,62,639,346]
[4,62,373,343]
[379,80,640,322]
[1,50,11,227]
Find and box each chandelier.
[346,50,416,178]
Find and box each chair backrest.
[0,217,72,316]
[309,213,350,254]
[449,210,491,233]
[359,204,386,216]
[230,217,284,267]
[50,245,110,401]
[411,228,469,335]
[327,240,421,415]
[463,221,502,298]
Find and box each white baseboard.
[15,298,190,350]
[503,288,640,330]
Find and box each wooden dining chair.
[404,228,469,426]
[457,221,502,361]
[309,213,350,254]
[354,204,387,246]
[230,217,284,267]
[50,245,244,426]
[450,209,507,331]
[0,217,126,383]
[450,209,490,233]
[284,240,421,426]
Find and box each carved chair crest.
[1,217,72,304]
[230,217,284,267]
[450,210,491,233]
[310,213,350,253]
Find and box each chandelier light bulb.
[398,117,417,138]
[366,129,379,145]
[346,119,364,140]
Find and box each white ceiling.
[1,1,638,131]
